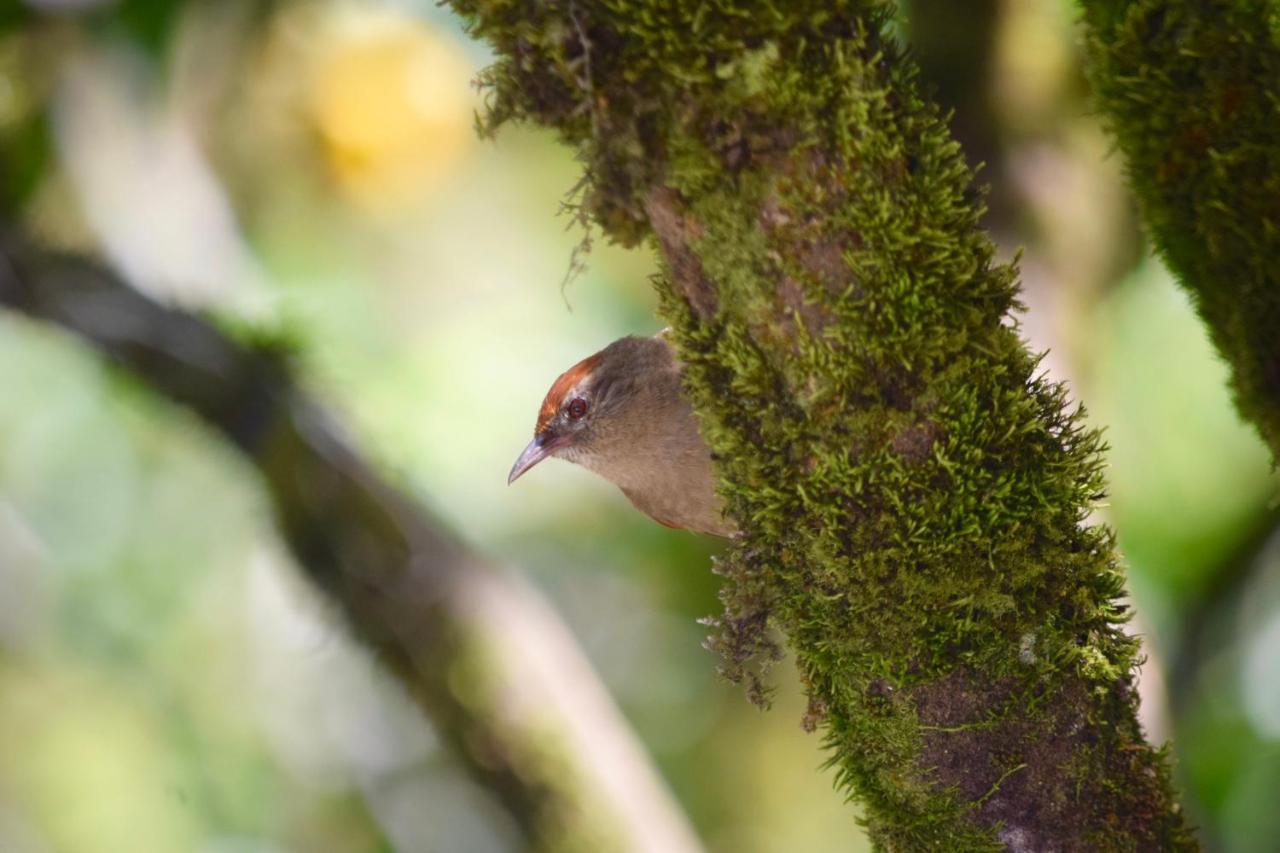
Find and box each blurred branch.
[445,0,1194,847]
[0,231,702,853]
[1080,0,1280,458]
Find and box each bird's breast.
[588,448,732,537]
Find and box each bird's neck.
[573,406,707,495]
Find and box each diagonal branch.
[0,231,702,853]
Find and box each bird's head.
[507,348,612,484]
[506,334,733,537]
[507,336,672,485]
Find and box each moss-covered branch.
[1080,0,1280,458]
[0,232,702,853]
[446,1,1194,847]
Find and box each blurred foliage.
[0,31,48,211]
[0,0,1277,851]
[112,0,185,53]
[0,5,31,36]
[1091,259,1274,615]
[0,317,392,853]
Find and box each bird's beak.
[508,434,554,485]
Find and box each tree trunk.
[445,1,1196,848]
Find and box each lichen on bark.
[447,0,1195,847]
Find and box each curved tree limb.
[445,1,1194,848]
[1081,0,1280,458]
[0,232,702,853]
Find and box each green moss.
[1081,0,1280,459]
[447,0,1195,847]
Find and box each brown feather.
[518,334,735,538]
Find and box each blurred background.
[0,1,1277,851]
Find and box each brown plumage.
[508,333,735,537]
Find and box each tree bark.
[1081,0,1280,459]
[0,233,702,853]
[446,1,1195,848]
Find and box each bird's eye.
[566,398,588,420]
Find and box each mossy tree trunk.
[1080,0,1280,459]
[446,1,1195,848]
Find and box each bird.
[507,332,736,537]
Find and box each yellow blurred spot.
[992,0,1074,133]
[0,663,199,853]
[309,12,474,209]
